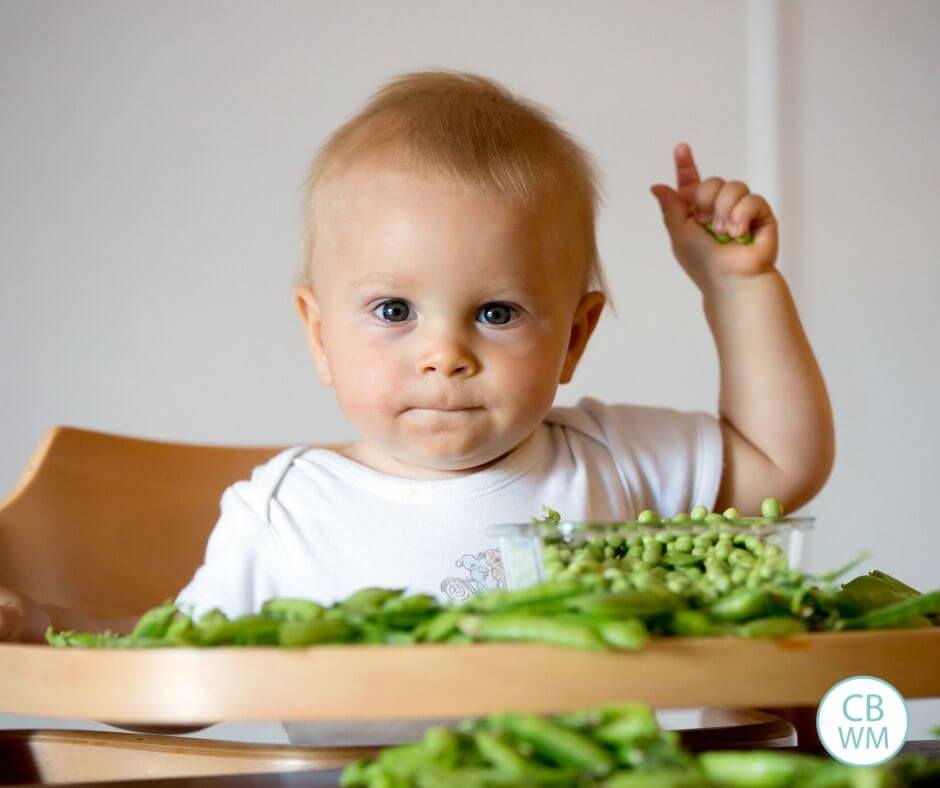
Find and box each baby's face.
[296,163,604,478]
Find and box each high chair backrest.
[0,426,347,617]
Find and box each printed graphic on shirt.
[440,547,507,602]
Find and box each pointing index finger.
[675,142,700,199]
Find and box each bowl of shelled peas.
[489,498,812,600]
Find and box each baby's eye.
[477,303,518,326]
[373,299,414,323]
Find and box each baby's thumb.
[650,184,690,237]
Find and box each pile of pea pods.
[340,700,940,787]
[46,498,940,650]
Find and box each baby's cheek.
[330,344,405,427]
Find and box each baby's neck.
[336,441,514,481]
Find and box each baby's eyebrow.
[350,271,410,289]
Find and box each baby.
[2,69,834,644]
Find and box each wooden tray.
[2,629,938,725]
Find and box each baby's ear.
[293,285,333,387]
[559,290,606,384]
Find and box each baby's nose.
[417,337,479,378]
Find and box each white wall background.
[1,0,937,745]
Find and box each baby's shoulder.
[231,445,311,521]
[545,396,681,441]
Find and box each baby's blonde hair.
[295,69,615,314]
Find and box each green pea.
[690,505,709,522]
[761,498,784,519]
[722,507,741,520]
[638,509,660,524]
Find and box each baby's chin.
[372,433,521,478]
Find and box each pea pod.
[735,617,807,639]
[130,599,178,639]
[380,594,440,629]
[341,587,405,616]
[473,730,574,783]
[260,597,325,622]
[467,579,584,613]
[709,588,770,622]
[869,570,921,596]
[602,769,711,787]
[278,618,351,647]
[491,713,617,776]
[592,707,661,746]
[667,610,729,637]
[421,610,464,643]
[833,575,912,618]
[566,590,683,618]
[595,618,649,650]
[458,614,606,651]
[229,614,281,646]
[164,614,201,645]
[843,590,940,630]
[698,750,820,787]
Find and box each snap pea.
[602,769,711,787]
[466,579,583,613]
[833,575,913,618]
[278,618,351,647]
[843,590,940,630]
[421,610,464,643]
[698,749,845,788]
[164,614,201,646]
[260,597,324,622]
[566,590,683,618]
[492,713,617,776]
[667,610,730,637]
[130,599,178,639]
[473,730,577,784]
[458,614,607,651]
[735,617,807,639]
[709,588,771,622]
[228,615,281,646]
[341,587,405,616]
[592,710,661,746]
[595,618,649,650]
[870,570,921,596]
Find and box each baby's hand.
[0,585,50,643]
[650,143,779,293]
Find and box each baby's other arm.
[0,585,139,644]
[651,143,835,516]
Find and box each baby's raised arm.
[651,143,835,516]
[0,585,139,644]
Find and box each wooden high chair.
[0,425,797,785]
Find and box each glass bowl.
[486,517,815,591]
